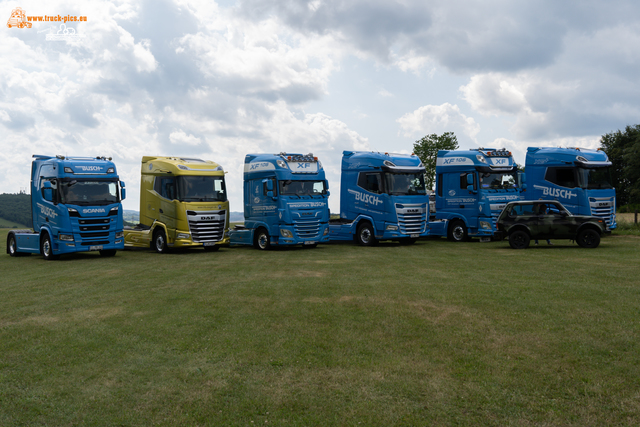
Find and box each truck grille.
[293,218,321,238]
[187,210,226,243]
[395,204,427,234]
[589,197,615,227]
[73,217,113,244]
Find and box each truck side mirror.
[267,190,274,198]
[120,181,126,200]
[264,179,273,191]
[519,171,526,184]
[42,181,53,202]
[466,174,474,186]
[326,181,329,190]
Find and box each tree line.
[600,124,640,209]
[0,193,32,227]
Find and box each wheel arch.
[446,216,467,233]
[351,215,376,235]
[149,222,169,248]
[506,224,531,237]
[38,226,55,254]
[577,223,603,236]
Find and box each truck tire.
[41,233,60,260]
[99,250,117,257]
[7,233,19,257]
[448,220,468,242]
[356,222,377,246]
[153,229,169,253]
[508,230,530,249]
[254,229,271,250]
[577,228,600,248]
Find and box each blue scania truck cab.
[430,148,523,241]
[229,152,330,249]
[525,147,616,230]
[328,151,429,245]
[6,155,126,259]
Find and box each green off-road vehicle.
[496,200,607,249]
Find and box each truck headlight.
[479,221,492,230]
[386,225,399,231]
[323,227,329,236]
[177,233,190,239]
[280,229,293,238]
[115,231,124,238]
[59,234,74,242]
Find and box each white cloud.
[397,103,481,145]
[169,130,201,146]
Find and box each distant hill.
[0,193,31,228]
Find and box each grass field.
[1,229,640,425]
[0,218,29,228]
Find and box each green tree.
[413,132,459,190]
[600,125,640,207]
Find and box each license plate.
[304,241,317,245]
[204,242,216,246]
[89,245,103,251]
[410,234,419,238]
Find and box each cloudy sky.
[2,0,639,212]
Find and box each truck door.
[37,165,61,233]
[250,178,278,224]
[355,172,387,231]
[443,172,478,225]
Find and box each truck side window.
[40,178,58,202]
[544,167,577,188]
[154,177,177,200]
[437,174,443,197]
[357,172,383,194]
[263,178,276,196]
[459,173,476,190]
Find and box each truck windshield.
[385,173,426,195]
[480,172,518,190]
[60,179,119,205]
[577,167,613,189]
[178,176,227,202]
[279,180,326,196]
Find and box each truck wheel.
[508,230,530,249]
[577,229,600,248]
[153,229,169,253]
[254,229,271,250]
[41,233,60,260]
[99,250,117,257]
[7,233,18,257]
[204,245,220,252]
[448,220,468,242]
[356,222,377,246]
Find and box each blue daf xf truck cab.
[328,151,429,246]
[229,152,330,249]
[430,148,523,241]
[525,147,616,230]
[6,155,126,259]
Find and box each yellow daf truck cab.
[124,156,229,252]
